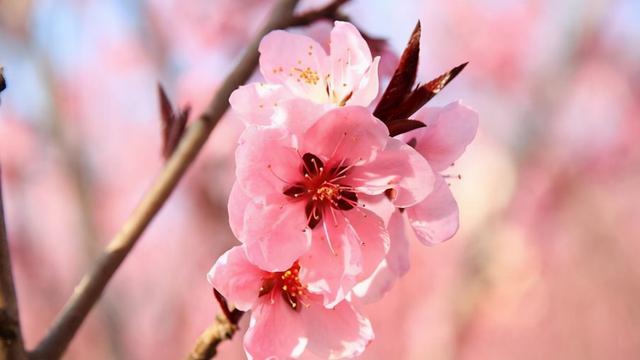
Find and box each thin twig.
[186,291,244,360]
[0,170,28,360]
[185,315,238,360]
[289,0,350,27]
[29,0,354,358]
[35,50,127,358]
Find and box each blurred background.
[1,0,639,359]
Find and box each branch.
[186,291,244,360]
[35,50,128,357]
[289,0,350,27]
[185,315,238,360]
[30,0,351,358]
[0,170,28,360]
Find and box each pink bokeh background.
[1,0,639,359]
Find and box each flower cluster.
[208,21,478,359]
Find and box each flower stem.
[0,171,28,360]
[185,315,239,360]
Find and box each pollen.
[293,67,320,85]
[313,183,340,202]
[282,152,359,229]
[258,261,307,312]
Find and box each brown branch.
[29,0,352,358]
[289,0,350,27]
[0,170,28,360]
[186,315,239,360]
[186,291,245,360]
[34,49,128,358]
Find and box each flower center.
[313,182,340,202]
[283,153,358,229]
[259,261,307,311]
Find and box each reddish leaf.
[387,119,426,137]
[157,83,190,159]
[158,83,173,147]
[165,105,190,158]
[393,62,468,120]
[0,66,6,93]
[213,289,244,324]
[373,21,421,122]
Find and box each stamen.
[301,153,324,177]
[305,201,322,229]
[328,206,339,227]
[328,131,348,161]
[332,163,359,182]
[259,276,276,297]
[283,185,307,198]
[269,288,276,305]
[338,91,353,106]
[325,75,331,96]
[322,221,338,256]
[267,164,293,185]
[442,173,462,180]
[334,190,358,210]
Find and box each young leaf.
[393,62,468,119]
[157,83,190,159]
[0,66,6,93]
[167,106,190,157]
[213,289,244,325]
[373,21,421,122]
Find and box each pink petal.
[273,98,328,137]
[235,125,300,201]
[244,296,308,359]
[242,200,311,272]
[358,193,395,227]
[411,101,479,172]
[351,138,434,207]
[386,210,411,276]
[301,297,374,359]
[330,22,372,75]
[227,181,250,239]
[299,106,388,166]
[344,208,389,281]
[328,21,378,106]
[351,213,409,304]
[207,246,265,311]
[229,83,293,126]
[407,175,460,245]
[299,222,361,308]
[345,56,380,107]
[352,260,398,304]
[259,30,330,103]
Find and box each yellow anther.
[293,67,320,85]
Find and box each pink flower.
[208,246,374,359]
[229,21,380,128]
[230,106,434,302]
[355,101,479,302]
[403,101,479,244]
